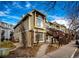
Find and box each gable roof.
[32,9,45,17]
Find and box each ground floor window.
[35,32,43,42]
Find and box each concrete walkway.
[10,43,21,51]
[35,44,49,57]
[41,41,77,58]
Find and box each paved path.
[10,43,21,51]
[42,41,77,58]
[35,44,49,57]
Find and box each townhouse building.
[14,10,46,47]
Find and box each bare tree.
[67,2,79,40]
[43,1,79,41]
[41,1,56,12]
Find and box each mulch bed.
[45,44,59,54]
[5,44,42,58]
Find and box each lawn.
[0,41,15,48]
[0,40,16,57]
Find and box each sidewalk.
[35,44,49,57]
[10,43,21,51]
[41,41,77,58]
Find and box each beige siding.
[29,15,34,30]
[14,16,30,47]
[23,17,29,30]
[14,26,20,41]
[27,31,32,47]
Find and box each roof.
[14,9,46,29]
[32,9,46,17]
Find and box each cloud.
[3,5,11,14]
[53,19,69,28]
[48,15,69,28]
[48,15,65,20]
[4,5,9,9]
[4,9,11,14]
[12,1,31,10]
[12,2,23,9]
[0,10,20,20]
[0,5,11,16]
[0,10,11,16]
[0,11,7,16]
[4,9,10,14]
[2,19,16,25]
[25,2,31,8]
[0,12,18,19]
[8,15,20,20]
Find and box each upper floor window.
[36,15,43,28]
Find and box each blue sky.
[0,1,78,28]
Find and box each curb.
[71,48,78,58]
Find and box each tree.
[41,1,56,12]
[67,2,79,40]
[43,2,79,41]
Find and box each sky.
[0,1,78,28]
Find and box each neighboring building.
[46,22,69,43]
[0,22,14,41]
[14,10,46,47]
[46,22,67,33]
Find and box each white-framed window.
[36,15,43,28]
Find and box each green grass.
[0,40,15,48]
